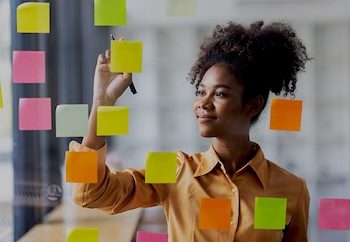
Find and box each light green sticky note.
[94,0,126,26]
[110,40,143,73]
[17,2,50,33]
[97,106,129,136]
[0,81,3,108]
[67,228,98,242]
[166,0,197,17]
[254,197,287,229]
[145,152,177,184]
[56,104,88,137]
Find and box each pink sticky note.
[13,51,45,83]
[136,231,168,242]
[19,98,52,130]
[318,198,350,230]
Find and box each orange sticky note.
[65,151,98,183]
[270,99,303,131]
[13,51,46,84]
[19,98,52,130]
[199,198,231,230]
[17,2,50,33]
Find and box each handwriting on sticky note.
[254,197,287,229]
[145,152,177,184]
[110,40,143,73]
[19,98,52,131]
[97,106,129,136]
[318,198,350,230]
[13,51,46,84]
[67,228,99,242]
[166,0,197,16]
[270,98,303,131]
[56,104,88,137]
[0,81,3,108]
[136,231,168,242]
[199,198,231,230]
[65,151,98,183]
[17,2,50,33]
[94,0,126,26]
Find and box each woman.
[71,20,310,241]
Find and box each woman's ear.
[245,95,264,118]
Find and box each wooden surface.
[17,201,143,242]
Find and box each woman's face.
[192,63,251,138]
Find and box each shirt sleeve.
[282,178,310,242]
[70,141,170,214]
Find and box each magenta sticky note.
[19,98,52,130]
[13,51,45,83]
[136,231,168,242]
[318,198,350,230]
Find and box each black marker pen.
[110,34,137,95]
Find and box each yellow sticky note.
[0,81,3,108]
[65,151,98,183]
[110,40,143,73]
[270,99,303,131]
[67,228,99,242]
[97,106,129,136]
[17,2,50,33]
[145,152,177,184]
[199,198,231,230]
[166,0,197,16]
[94,0,126,26]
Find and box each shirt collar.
[193,142,268,190]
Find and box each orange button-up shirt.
[71,141,309,242]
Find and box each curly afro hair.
[188,20,310,124]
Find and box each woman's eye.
[196,90,205,96]
[215,92,225,97]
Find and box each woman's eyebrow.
[198,83,233,90]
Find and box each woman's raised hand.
[93,49,132,106]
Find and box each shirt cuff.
[69,140,107,165]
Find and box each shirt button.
[231,187,237,192]
[230,220,234,225]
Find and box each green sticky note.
[97,106,129,136]
[0,81,3,108]
[56,104,88,137]
[94,0,126,26]
[67,228,98,242]
[17,2,50,33]
[254,197,287,229]
[145,152,177,183]
[110,40,143,73]
[166,0,197,17]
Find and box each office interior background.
[1,0,350,241]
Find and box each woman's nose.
[197,98,214,110]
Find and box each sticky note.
[318,198,350,230]
[13,51,46,84]
[67,228,99,242]
[166,0,197,16]
[56,104,88,137]
[17,2,50,33]
[199,198,231,230]
[19,98,52,131]
[254,197,287,229]
[145,152,177,184]
[97,106,129,136]
[0,81,3,108]
[65,151,98,183]
[136,231,168,242]
[269,99,303,131]
[94,0,126,26]
[110,40,143,73]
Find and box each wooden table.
[17,201,143,242]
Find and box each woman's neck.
[212,136,255,177]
